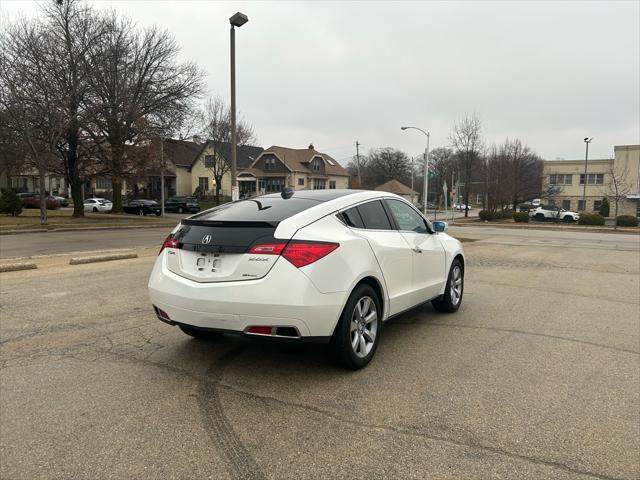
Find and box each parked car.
[453,203,471,211]
[164,196,200,214]
[52,196,69,207]
[149,189,465,369]
[529,205,580,223]
[124,199,161,216]
[83,198,113,213]
[19,193,60,210]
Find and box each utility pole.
[410,156,415,204]
[229,12,248,202]
[423,132,430,217]
[355,141,362,186]
[582,137,593,211]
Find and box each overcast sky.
[1,0,638,164]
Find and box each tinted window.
[340,207,365,228]
[357,200,392,230]
[187,197,322,225]
[386,199,428,233]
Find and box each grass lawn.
[0,208,175,231]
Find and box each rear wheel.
[563,215,573,223]
[138,209,145,216]
[177,207,184,213]
[92,207,98,213]
[535,213,545,221]
[432,259,464,313]
[179,325,223,340]
[331,284,381,370]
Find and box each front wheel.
[177,207,184,213]
[92,207,98,213]
[535,213,545,221]
[331,284,381,370]
[138,209,145,216]
[432,259,464,313]
[563,215,574,223]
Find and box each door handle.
[412,246,422,254]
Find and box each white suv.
[148,190,465,369]
[530,205,580,223]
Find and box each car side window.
[356,200,392,230]
[385,199,428,233]
[340,207,365,229]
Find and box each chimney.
[308,143,315,150]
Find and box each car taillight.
[282,242,339,268]
[159,235,180,255]
[247,243,286,255]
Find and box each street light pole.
[229,12,248,202]
[582,137,593,211]
[401,126,430,216]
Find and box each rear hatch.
[166,196,322,283]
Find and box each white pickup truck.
[529,205,580,223]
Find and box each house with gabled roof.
[236,144,350,196]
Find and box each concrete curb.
[69,252,138,265]
[449,222,640,234]
[0,262,37,273]
[0,224,174,235]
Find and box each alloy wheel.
[350,296,378,358]
[450,265,463,306]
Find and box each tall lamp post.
[229,12,248,202]
[401,126,430,216]
[582,137,593,211]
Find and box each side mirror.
[432,221,448,233]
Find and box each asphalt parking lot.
[0,228,638,479]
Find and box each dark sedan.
[164,196,200,214]
[123,199,162,216]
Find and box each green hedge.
[578,213,605,226]
[512,212,529,223]
[616,215,638,227]
[0,189,22,216]
[478,210,495,221]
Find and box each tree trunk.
[215,175,221,203]
[614,200,619,230]
[39,169,47,225]
[67,128,84,217]
[111,177,123,213]
[110,144,124,212]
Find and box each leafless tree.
[85,12,205,211]
[0,19,65,224]
[366,148,411,187]
[425,147,455,207]
[41,0,106,217]
[198,97,256,202]
[501,138,543,210]
[603,161,632,229]
[450,114,483,217]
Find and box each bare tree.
[198,97,256,202]
[603,161,632,229]
[424,147,455,207]
[450,114,483,217]
[0,19,65,224]
[41,0,106,217]
[501,138,543,210]
[367,148,411,187]
[85,12,205,211]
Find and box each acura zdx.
[148,189,465,369]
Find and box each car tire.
[178,325,223,340]
[432,258,464,313]
[177,207,183,213]
[535,213,545,221]
[331,284,381,370]
[138,209,145,216]
[563,215,573,223]
[155,211,161,216]
[92,207,98,213]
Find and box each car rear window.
[357,200,392,230]
[187,197,322,225]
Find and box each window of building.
[298,178,304,186]
[329,180,336,189]
[593,200,602,212]
[313,179,326,190]
[96,177,111,190]
[264,157,276,170]
[579,173,604,185]
[549,174,572,185]
[312,159,321,172]
[577,199,585,211]
[265,178,284,193]
[204,155,215,168]
[562,200,571,210]
[476,193,485,205]
[198,177,209,192]
[357,200,392,230]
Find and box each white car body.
[453,203,471,211]
[83,198,113,213]
[529,205,580,222]
[148,190,465,367]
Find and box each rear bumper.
[148,252,347,338]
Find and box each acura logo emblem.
[202,234,212,244]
